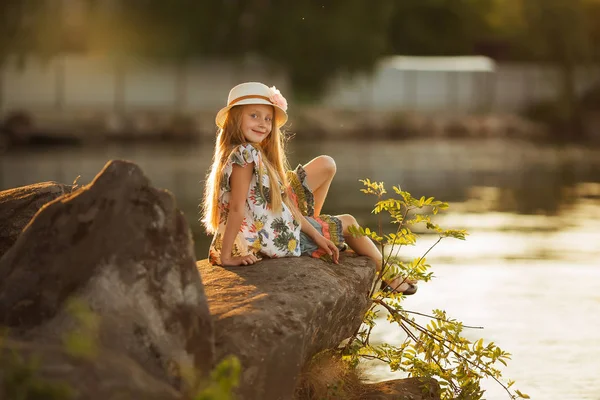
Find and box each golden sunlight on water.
[364,195,600,400]
[2,139,599,399]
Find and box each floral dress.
[208,144,301,265]
[208,144,346,266]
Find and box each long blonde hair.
[202,105,302,234]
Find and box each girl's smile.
[240,104,273,143]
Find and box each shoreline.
[3,107,592,149]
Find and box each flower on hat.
[268,86,288,112]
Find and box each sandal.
[380,279,418,296]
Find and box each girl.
[202,82,417,295]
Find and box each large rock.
[0,160,214,389]
[197,254,375,400]
[0,338,181,400]
[0,181,72,258]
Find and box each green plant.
[191,356,241,400]
[0,338,73,400]
[61,299,241,400]
[62,299,100,359]
[341,179,529,400]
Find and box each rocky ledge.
[197,254,373,399]
[0,160,439,400]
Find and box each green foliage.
[192,356,241,400]
[387,0,495,56]
[342,179,528,400]
[256,1,396,99]
[59,298,241,400]
[84,0,395,99]
[0,0,64,64]
[518,0,595,63]
[62,299,100,359]
[3,0,599,103]
[1,298,240,400]
[0,343,73,400]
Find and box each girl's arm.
[300,216,339,264]
[220,163,259,266]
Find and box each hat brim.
[215,98,288,129]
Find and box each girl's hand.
[313,235,340,264]
[221,254,261,267]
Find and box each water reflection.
[1,138,600,399]
[1,139,600,259]
[363,194,600,399]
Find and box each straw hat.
[215,82,289,129]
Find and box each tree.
[0,0,64,64]
[481,0,600,136]
[386,0,495,56]
[82,0,397,99]
[519,0,594,136]
[255,1,396,100]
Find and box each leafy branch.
[341,179,528,400]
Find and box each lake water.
[2,138,599,400]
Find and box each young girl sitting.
[202,82,417,295]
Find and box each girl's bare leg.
[302,155,336,217]
[336,214,415,293]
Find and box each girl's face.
[239,104,273,143]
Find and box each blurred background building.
[1,0,600,143]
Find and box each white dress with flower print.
[208,144,301,265]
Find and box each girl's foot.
[380,277,418,295]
